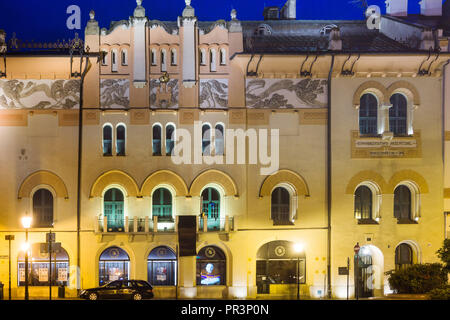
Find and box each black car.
[79,280,154,300]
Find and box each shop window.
[147,246,177,286]
[99,246,129,286]
[196,246,226,286]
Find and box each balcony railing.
[96,215,234,234]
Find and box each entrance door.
[355,254,373,298]
[201,188,220,230]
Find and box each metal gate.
[355,254,373,298]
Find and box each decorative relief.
[246,78,327,109]
[150,78,179,109]
[100,79,130,109]
[0,79,80,109]
[351,131,422,159]
[199,79,228,109]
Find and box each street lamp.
[21,216,32,300]
[293,243,304,300]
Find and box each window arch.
[359,93,378,135]
[196,246,226,286]
[389,93,408,136]
[354,185,373,221]
[202,123,211,155]
[18,243,69,287]
[271,187,291,225]
[116,124,126,156]
[214,124,224,156]
[153,124,162,156]
[394,185,412,223]
[152,188,173,222]
[165,124,175,156]
[147,246,177,286]
[103,124,113,156]
[104,188,125,231]
[201,187,221,230]
[99,246,129,285]
[32,189,53,227]
[395,243,413,270]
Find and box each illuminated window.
[196,246,226,286]
[354,186,373,221]
[104,188,124,232]
[116,124,126,156]
[271,187,291,225]
[201,188,220,231]
[103,124,113,156]
[153,124,162,156]
[99,246,129,286]
[33,189,53,228]
[359,93,378,135]
[152,188,173,222]
[18,243,69,287]
[389,93,407,136]
[147,246,177,286]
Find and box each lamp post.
[353,242,360,301]
[5,235,15,300]
[293,243,304,300]
[21,216,32,300]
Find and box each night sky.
[0,0,424,42]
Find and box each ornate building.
[0,0,449,299]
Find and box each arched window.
[153,124,162,156]
[33,189,53,228]
[103,125,113,156]
[202,124,211,155]
[359,93,378,135]
[116,125,126,156]
[201,187,220,230]
[354,185,373,221]
[104,188,124,232]
[151,49,157,66]
[99,246,129,285]
[147,246,177,286]
[271,187,291,225]
[171,49,177,65]
[18,243,69,287]
[215,124,224,156]
[394,185,412,223]
[389,93,407,136]
[101,50,108,65]
[256,241,305,294]
[161,49,167,72]
[196,246,226,286]
[166,124,175,156]
[210,49,217,72]
[152,188,173,222]
[121,49,128,66]
[220,48,227,65]
[395,243,413,270]
[111,49,118,72]
[200,48,206,65]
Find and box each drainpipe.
[442,59,449,240]
[326,54,335,299]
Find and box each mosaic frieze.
[246,78,328,109]
[150,79,179,109]
[100,79,130,109]
[0,79,80,109]
[199,79,228,109]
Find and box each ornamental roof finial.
[89,10,95,20]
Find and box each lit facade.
[0,0,450,299]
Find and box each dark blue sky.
[0,0,424,42]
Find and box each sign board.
[40,242,62,254]
[338,267,349,275]
[46,232,56,243]
[5,235,15,241]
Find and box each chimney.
[386,0,408,16]
[419,0,443,16]
[281,0,296,20]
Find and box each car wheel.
[133,293,143,301]
[88,292,98,300]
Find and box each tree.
[437,239,450,272]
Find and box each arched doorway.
[256,241,305,294]
[98,246,130,285]
[147,246,177,286]
[354,245,384,298]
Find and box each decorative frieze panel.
[351,131,422,159]
[100,79,130,109]
[199,79,228,109]
[246,78,328,109]
[150,79,179,109]
[0,79,80,109]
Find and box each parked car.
[79,280,154,300]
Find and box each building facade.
[0,0,450,299]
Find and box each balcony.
[198,216,234,233]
